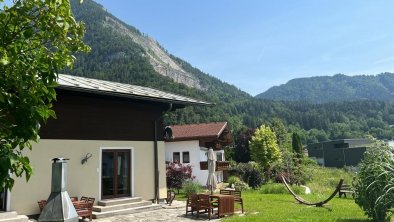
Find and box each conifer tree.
[292,132,303,159]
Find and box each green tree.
[0,0,89,190]
[249,125,282,180]
[353,138,394,221]
[291,132,303,159]
[234,128,254,163]
[269,118,288,149]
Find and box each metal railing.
[200,161,230,171]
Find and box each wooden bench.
[338,184,354,198]
[220,189,244,213]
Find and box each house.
[307,139,371,167]
[165,122,233,185]
[387,140,394,149]
[2,74,209,217]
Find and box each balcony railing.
[200,161,230,171]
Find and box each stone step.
[98,197,143,206]
[0,215,28,222]
[0,212,17,220]
[92,204,161,219]
[93,200,152,212]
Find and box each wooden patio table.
[209,194,234,217]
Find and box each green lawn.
[222,166,378,221]
[176,165,393,221]
[224,191,370,222]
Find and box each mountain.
[256,73,394,103]
[67,0,394,142]
[69,0,249,100]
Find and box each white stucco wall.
[11,139,166,215]
[165,141,225,186]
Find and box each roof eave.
[216,122,228,138]
[57,85,212,106]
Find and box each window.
[182,152,190,163]
[217,153,223,161]
[173,152,180,163]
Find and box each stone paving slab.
[30,200,243,222]
[93,200,222,222]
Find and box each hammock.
[281,176,344,207]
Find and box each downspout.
[154,103,172,203]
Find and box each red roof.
[170,122,228,140]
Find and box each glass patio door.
[102,150,131,199]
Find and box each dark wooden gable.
[40,89,169,141]
[199,126,234,150]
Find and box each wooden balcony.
[200,161,230,171]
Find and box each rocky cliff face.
[103,17,203,89]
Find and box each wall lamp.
[81,153,92,165]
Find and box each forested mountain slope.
[69,0,250,101]
[256,73,394,103]
[67,0,394,142]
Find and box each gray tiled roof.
[58,74,211,105]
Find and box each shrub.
[259,183,304,195]
[182,181,202,196]
[301,157,318,166]
[227,176,240,187]
[166,162,195,193]
[248,167,264,188]
[233,162,264,189]
[353,138,394,221]
[273,150,311,185]
[234,180,250,191]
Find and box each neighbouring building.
[2,74,209,216]
[307,139,372,167]
[387,140,394,149]
[165,122,233,185]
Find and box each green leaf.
[0,56,9,65]
[47,109,57,119]
[23,29,33,38]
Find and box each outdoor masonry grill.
[38,157,78,222]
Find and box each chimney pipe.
[38,158,78,222]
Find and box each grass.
[305,165,355,194]
[174,165,393,221]
[223,191,369,222]
[223,165,390,221]
[259,183,304,194]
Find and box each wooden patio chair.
[185,193,199,216]
[220,189,244,213]
[80,196,88,202]
[197,194,217,220]
[37,200,47,212]
[75,197,95,221]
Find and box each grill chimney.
[38,158,78,222]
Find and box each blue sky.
[94,0,394,96]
